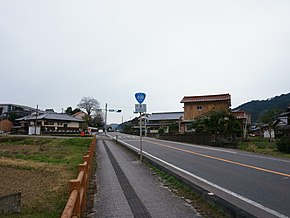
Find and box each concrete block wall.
[0,192,21,215]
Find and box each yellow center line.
[144,139,290,178]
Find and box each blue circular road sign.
[135,92,146,104]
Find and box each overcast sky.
[1,1,290,124]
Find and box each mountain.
[234,92,290,123]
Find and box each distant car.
[98,129,103,133]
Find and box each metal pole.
[139,112,143,161]
[105,103,108,136]
[144,112,147,137]
[34,105,38,135]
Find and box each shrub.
[276,136,290,153]
[158,128,165,134]
[247,144,257,152]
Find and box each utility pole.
[34,105,38,135]
[101,103,121,135]
[105,103,108,136]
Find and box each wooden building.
[179,93,231,133]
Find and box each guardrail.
[61,135,96,218]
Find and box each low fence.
[61,135,96,218]
[158,133,238,148]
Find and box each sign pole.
[134,92,146,162]
[105,103,108,136]
[139,112,143,161]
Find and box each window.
[197,106,203,110]
[44,121,54,125]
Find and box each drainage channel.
[102,140,151,218]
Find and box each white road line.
[145,138,237,154]
[117,139,288,218]
[241,153,290,163]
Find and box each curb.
[113,136,257,218]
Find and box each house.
[274,106,290,137]
[232,109,252,138]
[275,106,290,127]
[72,111,88,120]
[147,112,183,134]
[0,103,36,118]
[0,103,38,133]
[0,119,14,133]
[179,93,231,133]
[16,111,84,135]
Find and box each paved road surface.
[109,133,290,218]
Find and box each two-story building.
[179,93,231,133]
[0,103,36,118]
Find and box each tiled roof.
[180,93,231,103]
[148,112,183,121]
[232,110,247,119]
[16,112,83,122]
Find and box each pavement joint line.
[102,140,152,218]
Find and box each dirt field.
[0,161,69,207]
[0,156,70,208]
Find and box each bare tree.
[92,112,105,128]
[77,97,100,116]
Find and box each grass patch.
[148,164,228,218]
[237,137,290,158]
[0,135,93,218]
[0,137,91,166]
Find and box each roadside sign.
[135,92,146,104]
[135,104,147,113]
[134,92,147,162]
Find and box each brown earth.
[0,144,71,210]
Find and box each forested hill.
[234,92,290,123]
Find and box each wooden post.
[69,180,81,217]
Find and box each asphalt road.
[109,132,290,218]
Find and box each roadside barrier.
[61,135,96,218]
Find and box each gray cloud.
[1,0,290,123]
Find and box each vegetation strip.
[148,164,227,218]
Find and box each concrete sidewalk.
[88,138,200,218]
